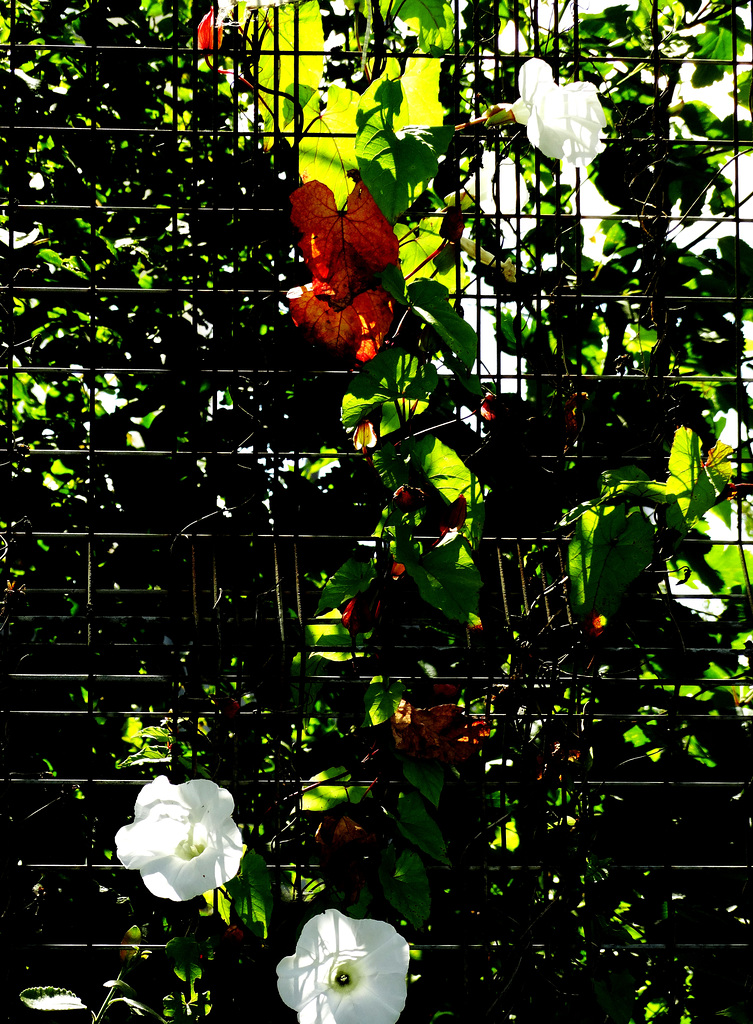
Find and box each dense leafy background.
[2,0,753,1021]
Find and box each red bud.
[439,494,467,538]
[198,10,222,51]
[393,485,426,512]
[480,394,496,422]
[342,593,373,636]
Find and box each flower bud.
[197,10,222,51]
[392,485,426,512]
[342,593,374,636]
[352,419,378,451]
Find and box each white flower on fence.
[115,775,243,901]
[276,908,410,1024]
[510,58,606,167]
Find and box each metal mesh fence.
[3,0,753,1020]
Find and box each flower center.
[330,960,360,992]
[175,821,209,860]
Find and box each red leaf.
[290,181,399,309]
[288,282,394,364]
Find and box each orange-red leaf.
[290,180,399,309]
[390,699,490,764]
[287,282,394,364]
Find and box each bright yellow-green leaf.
[665,427,716,535]
[256,1,323,140]
[300,85,359,208]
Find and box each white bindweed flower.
[466,150,530,215]
[115,775,243,901]
[511,58,606,167]
[277,908,410,1024]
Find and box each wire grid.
[2,0,753,1019]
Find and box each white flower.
[276,908,410,1024]
[466,151,530,215]
[511,58,606,167]
[115,775,243,901]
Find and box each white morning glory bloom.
[115,775,243,902]
[277,908,410,1024]
[511,58,606,167]
[466,150,530,215]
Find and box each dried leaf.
[390,699,490,763]
[290,180,399,309]
[287,282,394,365]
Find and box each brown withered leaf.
[315,813,378,905]
[287,282,394,365]
[390,699,490,763]
[290,180,399,309]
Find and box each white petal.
[527,80,605,166]
[518,58,554,105]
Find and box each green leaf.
[317,557,377,613]
[224,851,273,939]
[301,766,370,811]
[407,279,478,369]
[665,427,716,535]
[568,505,654,625]
[394,527,482,623]
[394,790,449,863]
[396,214,462,292]
[300,85,359,209]
[399,57,446,126]
[342,346,438,431]
[165,938,203,1002]
[378,264,411,306]
[256,2,324,136]
[691,26,733,87]
[114,996,167,1023]
[356,75,453,223]
[363,676,405,725]
[373,442,409,492]
[19,987,87,1011]
[406,434,485,548]
[601,466,670,504]
[396,0,454,55]
[594,970,636,1024]
[378,847,431,928]
[305,608,362,660]
[704,439,734,495]
[399,755,444,807]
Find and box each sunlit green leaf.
[363,675,405,725]
[225,851,273,939]
[569,505,654,624]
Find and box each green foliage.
[341,347,439,432]
[394,790,450,864]
[224,851,274,939]
[363,675,405,725]
[5,0,753,1020]
[378,847,431,928]
[19,987,87,1011]
[165,938,205,1002]
[356,73,454,223]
